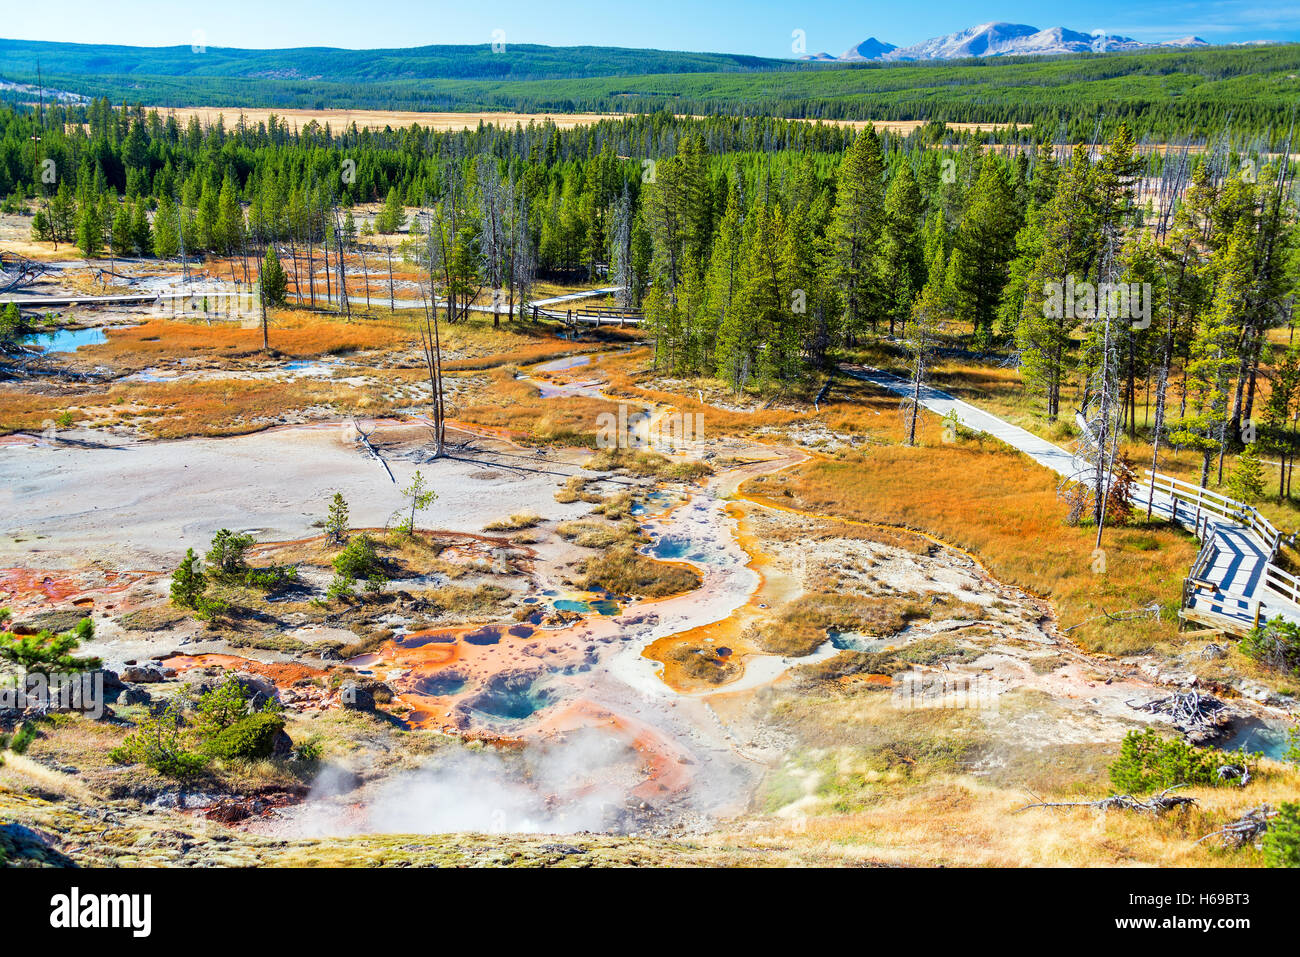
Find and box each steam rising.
[288,729,635,836]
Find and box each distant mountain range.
[804,21,1217,62]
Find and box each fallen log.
[1016,785,1196,815]
[1195,804,1276,847]
[1126,689,1225,730]
[354,421,395,484]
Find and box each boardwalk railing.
[1144,470,1282,554]
[1263,561,1300,608]
[1146,469,1300,624]
[531,305,643,327]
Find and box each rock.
[232,672,279,710]
[206,804,251,824]
[122,665,165,683]
[1235,681,1275,705]
[179,667,227,694]
[97,669,126,690]
[338,681,375,711]
[270,729,293,759]
[120,685,152,706]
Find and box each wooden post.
[1252,601,1262,629]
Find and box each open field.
[166,107,634,132]
[161,106,1012,136]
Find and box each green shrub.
[293,735,323,763]
[1262,802,1300,867]
[241,564,297,591]
[333,533,383,580]
[327,573,356,602]
[170,548,207,608]
[195,674,252,736]
[206,528,256,578]
[0,617,100,675]
[330,533,387,601]
[1108,729,1249,793]
[110,703,209,779]
[1241,618,1300,675]
[0,302,22,346]
[111,674,285,776]
[9,721,38,755]
[202,712,286,760]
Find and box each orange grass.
[79,314,406,366]
[740,413,1199,655]
[450,367,621,445]
[0,376,388,438]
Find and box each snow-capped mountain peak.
[824,22,1215,62]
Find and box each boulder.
[121,665,165,683]
[270,729,294,759]
[232,672,279,710]
[120,685,152,707]
[337,681,375,711]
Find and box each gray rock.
[120,685,152,706]
[338,680,375,711]
[121,665,164,683]
[270,729,294,759]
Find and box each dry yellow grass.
[749,686,1300,866]
[741,413,1198,655]
[451,367,622,445]
[165,107,631,133]
[0,375,387,438]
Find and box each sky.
[2,0,1298,57]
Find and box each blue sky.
[3,0,1298,56]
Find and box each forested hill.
[1,37,1298,138]
[0,38,795,82]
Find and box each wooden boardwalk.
[843,365,1300,636]
[1,284,642,324]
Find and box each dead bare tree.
[1195,805,1277,847]
[478,159,505,327]
[1017,785,1196,815]
[430,168,484,325]
[331,203,351,319]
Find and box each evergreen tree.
[325,492,350,546]
[1227,443,1266,502]
[1173,220,1255,487]
[831,127,886,341]
[152,194,180,258]
[215,174,245,255]
[131,196,152,256]
[76,193,104,257]
[377,186,406,234]
[110,200,133,256]
[952,156,1019,339]
[261,245,289,306]
[170,548,207,609]
[879,161,923,338]
[1015,145,1097,421]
